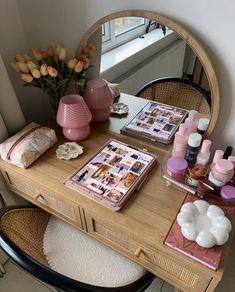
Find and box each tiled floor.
[1,239,235,292]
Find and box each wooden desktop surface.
[0,93,233,292]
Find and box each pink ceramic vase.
[56,95,92,141]
[83,79,113,122]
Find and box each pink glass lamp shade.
[84,79,113,122]
[56,95,92,141]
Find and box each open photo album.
[121,101,188,144]
[64,139,157,211]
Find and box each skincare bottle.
[197,118,210,135]
[185,133,202,165]
[223,146,233,159]
[172,123,189,158]
[185,110,199,134]
[210,149,224,170]
[196,139,212,165]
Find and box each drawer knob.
[34,193,43,200]
[134,247,142,257]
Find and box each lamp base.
[62,126,90,141]
[91,107,111,122]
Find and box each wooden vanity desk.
[0,94,233,292]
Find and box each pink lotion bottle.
[210,149,224,170]
[185,110,199,134]
[196,139,212,165]
[172,123,189,158]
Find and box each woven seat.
[0,206,154,292]
[137,77,211,116]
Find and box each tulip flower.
[55,44,62,56]
[21,74,33,83]
[23,54,32,61]
[15,54,26,63]
[31,68,41,79]
[32,48,42,61]
[68,58,78,69]
[74,61,83,73]
[47,66,58,77]
[42,51,48,59]
[17,62,30,73]
[40,64,48,76]
[83,44,96,58]
[58,47,66,61]
[46,45,55,56]
[27,61,37,71]
[78,54,87,62]
[82,57,90,70]
[11,62,20,72]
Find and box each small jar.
[186,164,208,187]
[208,172,226,187]
[211,159,234,183]
[220,185,235,202]
[166,157,188,181]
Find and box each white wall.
[1,0,235,148]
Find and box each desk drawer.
[1,169,82,228]
[84,210,211,292]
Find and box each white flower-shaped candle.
[177,200,232,248]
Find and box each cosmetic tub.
[166,157,188,181]
[210,159,234,183]
[220,185,235,202]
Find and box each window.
[102,17,157,52]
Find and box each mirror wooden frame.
[77,10,220,136]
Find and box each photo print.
[101,172,121,188]
[90,152,111,168]
[130,161,146,174]
[114,163,130,175]
[91,164,111,181]
[72,166,96,183]
[117,172,139,191]
[162,123,175,133]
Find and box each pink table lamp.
[56,95,92,141]
[84,79,113,122]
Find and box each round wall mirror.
[77,10,219,136]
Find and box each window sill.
[100,29,179,81]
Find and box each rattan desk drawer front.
[85,210,211,292]
[1,169,82,228]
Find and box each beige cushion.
[43,216,146,287]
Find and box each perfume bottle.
[172,123,189,158]
[196,139,212,165]
[185,110,199,134]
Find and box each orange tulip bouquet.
[11,44,95,113]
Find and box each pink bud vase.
[56,95,92,141]
[83,79,113,122]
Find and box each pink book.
[164,194,234,270]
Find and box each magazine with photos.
[121,101,188,144]
[64,139,157,211]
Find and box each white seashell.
[193,200,209,214]
[196,230,216,248]
[209,227,229,245]
[212,215,232,233]
[181,202,199,216]
[181,223,198,241]
[207,205,225,218]
[56,142,83,160]
[177,212,194,227]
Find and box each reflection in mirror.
[88,16,210,99]
[78,11,220,135]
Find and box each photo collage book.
[65,139,157,211]
[121,101,188,144]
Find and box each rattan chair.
[0,206,154,292]
[136,77,211,116]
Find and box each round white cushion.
[43,216,146,287]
